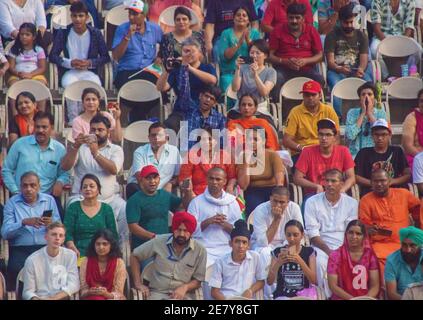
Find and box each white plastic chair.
[385,76,423,123]
[122,120,153,144]
[104,5,128,50]
[158,5,200,31]
[50,5,94,30]
[117,79,164,121]
[350,296,377,300]
[330,77,366,120]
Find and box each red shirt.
[269,22,322,71]
[295,145,355,194]
[262,0,314,29]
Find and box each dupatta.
[84,257,118,300]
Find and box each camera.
[166,57,182,70]
[240,56,253,64]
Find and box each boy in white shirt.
[209,220,266,300]
[22,222,80,300]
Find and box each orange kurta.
[359,188,421,273]
[227,118,280,151]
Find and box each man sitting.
[126,122,181,199]
[269,3,324,94]
[188,168,243,266]
[355,119,410,197]
[22,222,79,300]
[359,169,421,274]
[385,226,423,300]
[305,168,358,297]
[49,1,110,124]
[402,259,423,300]
[282,81,339,163]
[130,211,207,300]
[126,165,191,250]
[1,172,61,290]
[209,220,266,300]
[61,114,128,245]
[294,118,355,199]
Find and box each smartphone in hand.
[86,134,97,144]
[240,56,253,64]
[42,209,53,218]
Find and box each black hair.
[20,171,40,183]
[16,91,37,113]
[148,122,167,134]
[323,168,344,181]
[11,23,39,56]
[86,229,122,259]
[357,82,377,99]
[200,85,221,99]
[90,114,111,129]
[234,6,252,22]
[271,186,290,197]
[34,111,54,126]
[345,219,367,237]
[174,6,191,21]
[81,87,101,101]
[284,219,305,233]
[80,173,102,194]
[70,1,89,14]
[249,39,270,57]
[371,168,389,179]
[239,93,259,108]
[287,3,306,16]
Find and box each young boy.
[209,219,266,300]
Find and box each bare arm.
[128,223,156,241]
[261,24,274,34]
[293,169,322,192]
[328,273,355,300]
[45,291,70,300]
[130,254,142,289]
[204,23,215,58]
[310,236,332,256]
[367,269,381,298]
[390,167,411,186]
[301,51,323,66]
[231,62,242,92]
[60,145,79,171]
[28,58,47,77]
[156,69,171,92]
[386,281,402,300]
[266,216,282,244]
[283,133,302,152]
[211,287,227,300]
[318,13,339,35]
[266,256,281,285]
[340,168,356,193]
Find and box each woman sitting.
[267,220,317,299]
[237,125,284,216]
[72,88,122,143]
[179,127,236,196]
[217,6,261,92]
[227,94,280,151]
[230,39,276,121]
[157,37,217,133]
[80,229,127,300]
[8,91,38,147]
[64,174,118,260]
[345,82,386,158]
[159,6,205,63]
[327,220,380,300]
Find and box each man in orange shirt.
[359,168,421,275]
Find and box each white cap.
[371,118,391,132]
[124,0,145,13]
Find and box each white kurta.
[188,188,242,266]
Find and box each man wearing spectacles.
[355,119,410,196]
[294,118,355,199]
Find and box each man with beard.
[324,3,373,118]
[359,169,421,275]
[385,226,423,300]
[130,211,207,300]
[282,81,339,163]
[269,3,324,97]
[2,112,70,218]
[61,114,128,245]
[126,165,192,250]
[22,222,79,300]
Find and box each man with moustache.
[269,3,324,94]
[324,3,373,117]
[2,112,70,218]
[385,226,423,300]
[126,165,192,250]
[130,211,207,300]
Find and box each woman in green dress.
[64,174,118,261]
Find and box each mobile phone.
[280,248,289,257]
[240,56,253,64]
[42,210,53,218]
[107,102,116,109]
[86,134,97,144]
[377,228,392,236]
[182,179,190,188]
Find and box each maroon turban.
[171,211,197,235]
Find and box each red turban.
[171,211,197,235]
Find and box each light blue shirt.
[128,143,181,189]
[1,193,61,246]
[2,135,70,194]
[385,249,423,295]
[112,21,163,72]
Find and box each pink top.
[72,111,116,140]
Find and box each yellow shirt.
[284,102,339,154]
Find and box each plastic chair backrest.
[118,79,162,102]
[280,77,314,101]
[331,77,367,101]
[62,80,108,102]
[158,5,199,28]
[376,35,422,60]
[123,120,153,143]
[6,79,53,102]
[105,5,128,50]
[247,211,255,231]
[386,76,423,99]
[51,5,93,29]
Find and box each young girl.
[267,220,317,299]
[6,22,47,87]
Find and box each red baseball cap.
[300,80,321,94]
[138,165,159,179]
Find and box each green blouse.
[64,201,118,257]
